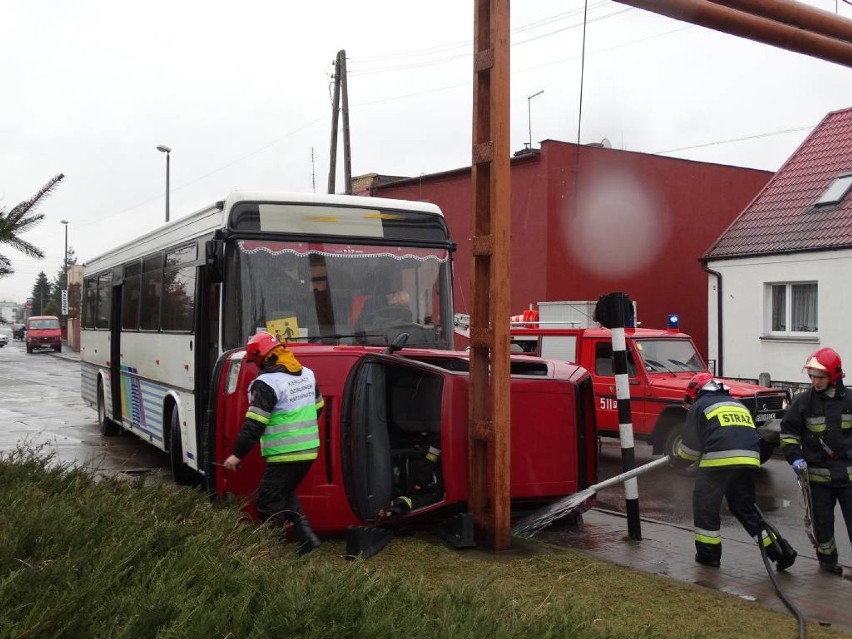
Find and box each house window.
[768,282,818,334]
[814,172,852,207]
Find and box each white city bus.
[80,191,454,484]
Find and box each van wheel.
[665,423,696,476]
[54,344,62,352]
[26,344,33,354]
[98,383,120,436]
[169,409,199,487]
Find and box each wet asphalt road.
[1,324,850,564]
[595,436,852,564]
[0,325,171,481]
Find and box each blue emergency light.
[667,313,679,330]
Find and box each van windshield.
[29,318,60,330]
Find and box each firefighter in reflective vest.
[223,332,325,555]
[673,372,797,569]
[377,433,443,519]
[781,348,852,575]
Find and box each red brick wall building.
[362,140,771,356]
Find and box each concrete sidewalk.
[52,347,80,361]
[540,508,852,633]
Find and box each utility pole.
[469,0,511,551]
[327,50,353,194]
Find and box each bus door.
[195,264,220,462]
[109,278,123,424]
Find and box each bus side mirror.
[206,239,225,283]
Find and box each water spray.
[512,455,671,537]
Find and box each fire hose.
[512,454,815,637]
[754,504,807,639]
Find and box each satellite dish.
[600,137,612,149]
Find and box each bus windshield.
[224,240,452,350]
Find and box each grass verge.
[0,447,848,638]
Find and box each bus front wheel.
[169,409,199,487]
[97,383,120,436]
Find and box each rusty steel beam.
[470,0,512,551]
[614,0,852,67]
[709,0,852,43]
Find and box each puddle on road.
[121,468,157,476]
[720,586,757,601]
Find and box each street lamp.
[61,219,69,316]
[526,90,544,150]
[156,144,171,223]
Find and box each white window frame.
[764,281,818,337]
[814,172,852,207]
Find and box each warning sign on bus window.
[266,317,300,342]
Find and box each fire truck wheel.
[169,409,199,487]
[97,383,120,436]
[664,423,696,476]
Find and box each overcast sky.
[2,0,852,304]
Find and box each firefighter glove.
[791,458,807,476]
[669,452,694,471]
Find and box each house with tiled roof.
[702,107,852,387]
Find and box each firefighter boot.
[293,517,321,556]
[767,537,797,571]
[694,554,720,568]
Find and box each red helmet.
[804,348,844,383]
[245,332,280,366]
[684,372,719,403]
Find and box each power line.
[67,4,821,232]
[349,2,626,76]
[654,125,815,154]
[348,1,611,66]
[515,24,692,73]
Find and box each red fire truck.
[509,322,790,463]
[81,192,597,535]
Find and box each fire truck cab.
[509,324,789,463]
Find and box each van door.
[341,355,447,522]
